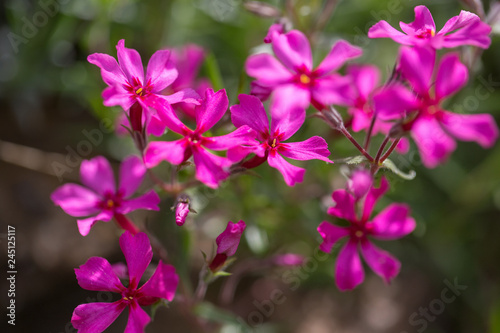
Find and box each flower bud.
[209,220,246,271]
[174,195,191,226]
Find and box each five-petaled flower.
[245,29,362,111]
[368,5,491,49]
[229,94,333,186]
[51,155,160,236]
[144,88,256,188]
[374,46,498,167]
[88,39,199,136]
[71,231,179,333]
[318,176,416,291]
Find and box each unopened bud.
[322,106,344,130]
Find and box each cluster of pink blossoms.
[49,4,499,332]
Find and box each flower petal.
[116,39,144,84]
[440,111,499,148]
[398,46,435,96]
[267,152,305,186]
[216,220,246,256]
[192,146,231,188]
[138,261,179,302]
[119,231,153,290]
[311,75,352,107]
[315,40,362,75]
[362,176,390,222]
[144,139,189,168]
[272,30,312,71]
[195,88,229,133]
[150,96,190,134]
[411,116,456,168]
[203,126,258,151]
[124,303,150,333]
[335,239,364,291]
[399,5,436,36]
[347,64,380,101]
[170,44,205,89]
[102,86,135,111]
[231,94,270,134]
[279,136,332,162]
[373,84,419,120]
[146,49,178,93]
[87,53,126,87]
[368,20,412,45]
[440,11,491,49]
[51,184,100,217]
[245,53,293,86]
[435,53,468,100]
[119,156,146,198]
[80,156,116,196]
[77,211,113,236]
[119,190,160,214]
[159,88,201,105]
[270,85,308,140]
[347,169,373,199]
[75,256,124,292]
[360,239,401,284]
[371,203,416,240]
[328,189,356,222]
[72,301,126,333]
[317,221,349,253]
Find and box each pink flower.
[264,22,286,43]
[374,46,499,167]
[167,44,212,119]
[318,177,416,291]
[209,220,246,271]
[343,65,410,154]
[229,94,333,186]
[88,39,200,136]
[245,29,362,111]
[347,169,373,199]
[51,156,160,236]
[368,5,491,49]
[71,231,179,333]
[144,88,256,188]
[272,254,306,267]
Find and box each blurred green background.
[1,0,500,332]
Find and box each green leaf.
[333,155,367,165]
[381,158,416,180]
[214,270,232,277]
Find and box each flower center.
[416,28,435,39]
[299,74,311,85]
[124,77,153,98]
[98,191,124,211]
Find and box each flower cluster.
[48,3,499,332]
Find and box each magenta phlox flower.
[318,176,416,291]
[209,220,246,271]
[264,22,286,43]
[51,156,160,236]
[343,65,410,154]
[374,46,498,167]
[246,29,362,111]
[166,44,212,119]
[88,39,200,136]
[229,94,333,186]
[368,5,491,49]
[144,88,256,188]
[71,231,179,333]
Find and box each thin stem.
[113,213,140,235]
[363,113,377,151]
[375,136,390,164]
[339,126,374,163]
[380,137,402,163]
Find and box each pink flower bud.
[347,169,373,199]
[209,220,246,271]
[175,196,190,226]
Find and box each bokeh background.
[1,0,500,332]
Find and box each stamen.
[355,230,363,238]
[299,74,311,85]
[135,87,143,96]
[271,138,277,148]
[106,199,114,209]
